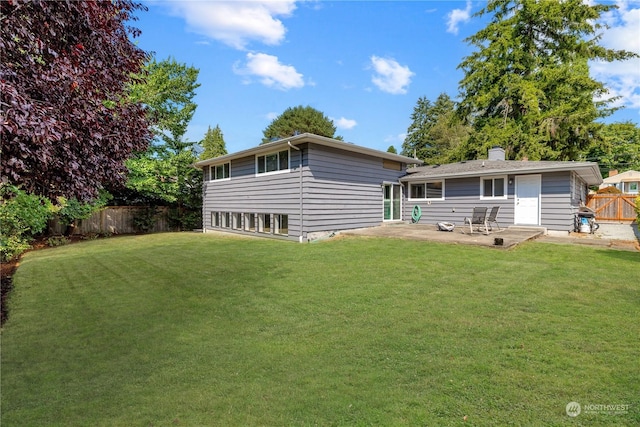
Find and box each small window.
[210,163,230,181]
[426,182,443,199]
[274,214,288,236]
[232,213,242,230]
[211,212,220,227]
[410,183,425,199]
[256,150,289,175]
[409,181,444,200]
[221,212,230,228]
[244,213,256,232]
[258,213,271,233]
[481,176,507,199]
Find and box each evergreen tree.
[587,122,640,176]
[456,0,637,161]
[261,105,340,144]
[402,93,469,164]
[386,146,397,154]
[199,125,228,160]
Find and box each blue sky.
[133,1,640,154]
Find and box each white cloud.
[446,0,472,35]
[331,117,357,130]
[164,1,296,50]
[233,52,305,90]
[369,56,414,95]
[591,1,640,112]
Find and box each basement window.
[274,214,288,236]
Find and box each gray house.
[401,147,603,231]
[195,133,423,242]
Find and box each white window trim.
[255,149,291,176]
[209,163,231,182]
[480,175,508,200]
[407,180,445,201]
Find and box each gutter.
[288,141,304,243]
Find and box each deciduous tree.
[261,105,341,144]
[0,0,151,201]
[456,0,637,161]
[124,58,201,229]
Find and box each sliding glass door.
[383,184,401,221]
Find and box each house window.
[626,182,638,194]
[256,150,289,174]
[410,183,425,199]
[258,213,271,233]
[274,214,288,236]
[409,181,444,200]
[221,212,230,228]
[211,212,220,227]
[210,163,230,181]
[481,176,506,199]
[244,213,256,232]
[232,213,242,230]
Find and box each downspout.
[288,141,304,242]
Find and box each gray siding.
[303,143,407,234]
[540,171,572,231]
[404,177,515,226]
[405,172,578,231]
[202,149,304,240]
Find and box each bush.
[635,196,640,223]
[132,207,159,233]
[56,192,111,232]
[47,236,71,247]
[597,185,622,194]
[0,186,56,261]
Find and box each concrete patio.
[339,222,640,251]
[340,223,545,249]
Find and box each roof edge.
[193,133,423,168]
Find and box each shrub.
[132,207,159,233]
[0,186,56,261]
[635,196,640,223]
[597,185,622,194]
[56,192,111,235]
[47,236,71,247]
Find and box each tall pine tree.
[199,125,228,160]
[456,0,637,161]
[402,93,469,164]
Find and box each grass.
[1,233,638,426]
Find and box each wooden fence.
[49,206,170,235]
[586,194,637,222]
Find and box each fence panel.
[49,206,170,235]
[586,194,637,222]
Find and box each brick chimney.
[608,169,618,177]
[488,146,505,161]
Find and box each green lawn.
[1,233,638,426]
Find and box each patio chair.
[487,206,501,232]
[464,207,488,234]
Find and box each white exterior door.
[515,175,541,225]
